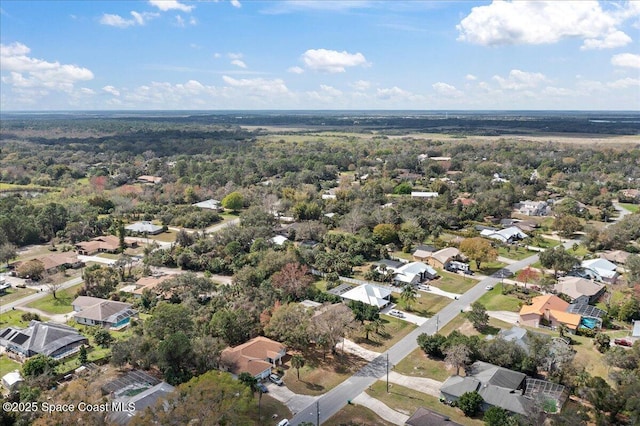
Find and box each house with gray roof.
[125,221,163,235]
[192,199,221,210]
[440,361,566,416]
[72,296,137,329]
[0,321,88,360]
[405,407,462,426]
[109,381,175,425]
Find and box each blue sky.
[1,0,639,110]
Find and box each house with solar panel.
[72,296,137,330]
[0,321,88,360]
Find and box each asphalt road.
[289,244,580,425]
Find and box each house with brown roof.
[75,235,138,256]
[137,175,163,184]
[426,247,463,269]
[220,336,286,380]
[72,296,137,329]
[601,250,630,265]
[15,252,84,276]
[519,295,581,332]
[131,275,174,298]
[554,277,605,305]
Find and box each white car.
[389,310,405,318]
[485,285,494,290]
[269,374,284,386]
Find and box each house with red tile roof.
[220,336,286,380]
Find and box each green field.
[394,292,452,317]
[394,347,453,381]
[26,284,82,315]
[0,355,21,379]
[475,286,523,312]
[356,316,417,352]
[619,203,639,213]
[0,309,50,328]
[433,271,477,294]
[0,286,37,305]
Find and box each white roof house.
[341,284,392,308]
[411,191,439,198]
[125,221,163,235]
[633,320,640,338]
[393,262,438,285]
[581,258,618,282]
[270,235,289,246]
[2,370,24,392]
[192,199,221,210]
[480,226,528,243]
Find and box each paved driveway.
[265,382,318,416]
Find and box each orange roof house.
[519,295,581,331]
[220,336,286,380]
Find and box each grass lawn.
[325,403,395,426]
[394,293,452,317]
[26,284,82,315]
[497,246,536,261]
[570,334,611,382]
[149,230,177,243]
[0,355,21,378]
[0,286,37,304]
[476,261,508,276]
[476,287,523,312]
[366,381,484,425]
[394,348,454,381]
[566,244,591,258]
[249,394,291,425]
[432,271,477,294]
[354,316,417,353]
[619,203,639,213]
[0,309,50,328]
[282,350,370,396]
[436,314,514,338]
[535,237,562,249]
[390,251,413,262]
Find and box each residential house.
[75,235,138,256]
[601,250,630,265]
[519,295,581,332]
[619,189,640,203]
[0,321,88,360]
[480,226,528,243]
[554,277,605,305]
[269,235,289,246]
[405,407,461,426]
[125,221,163,235]
[220,336,286,380]
[339,284,392,308]
[440,361,567,416]
[412,245,436,262]
[411,191,439,199]
[376,259,405,271]
[581,258,619,283]
[137,175,162,184]
[72,296,137,329]
[516,200,550,216]
[192,199,222,210]
[392,262,438,285]
[130,275,174,298]
[15,252,84,276]
[109,381,175,425]
[2,371,24,392]
[426,247,463,269]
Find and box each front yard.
[475,286,524,312]
[326,403,394,426]
[393,293,452,317]
[431,271,477,294]
[366,381,484,425]
[0,309,50,328]
[394,348,453,382]
[0,355,21,379]
[354,316,417,352]
[0,286,37,305]
[26,283,82,315]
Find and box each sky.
[1,0,639,111]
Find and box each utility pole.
[386,352,389,393]
[435,315,439,333]
[316,399,320,426]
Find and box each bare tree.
[444,344,471,375]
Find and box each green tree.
[130,371,254,426]
[158,332,194,385]
[483,406,511,425]
[264,303,312,350]
[617,297,640,322]
[554,215,583,238]
[291,354,306,381]
[393,182,412,195]
[626,254,640,285]
[400,284,418,311]
[146,302,194,340]
[467,302,489,332]
[78,345,88,365]
[0,242,17,267]
[82,264,119,298]
[594,333,611,353]
[458,391,484,416]
[417,333,447,359]
[460,237,498,270]
[238,372,258,392]
[94,329,114,348]
[222,191,244,212]
[372,223,398,245]
[22,354,57,378]
[539,246,579,279]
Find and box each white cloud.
[228,53,243,60]
[607,77,640,89]
[0,42,94,94]
[581,30,632,50]
[492,69,547,90]
[100,11,158,27]
[287,66,304,74]
[319,84,342,97]
[432,82,463,97]
[231,59,247,68]
[148,0,193,13]
[611,53,640,68]
[301,49,368,73]
[457,1,631,49]
[306,84,343,103]
[465,74,477,81]
[222,75,289,95]
[376,86,413,100]
[80,87,95,95]
[175,15,185,27]
[102,85,120,96]
[230,0,242,8]
[351,80,370,91]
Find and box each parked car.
[388,310,405,318]
[485,285,494,290]
[614,338,633,347]
[257,383,269,393]
[277,420,290,426]
[269,374,284,386]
